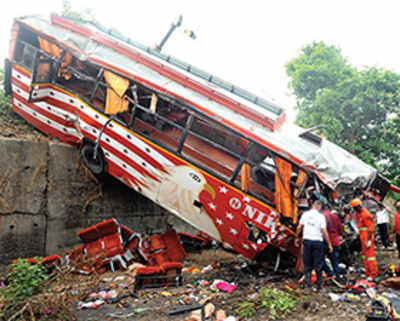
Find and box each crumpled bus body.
[4,14,395,262]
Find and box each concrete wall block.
[0,138,195,260]
[0,214,46,262]
[48,143,83,182]
[0,139,48,214]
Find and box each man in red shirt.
[351,198,378,280]
[322,208,343,282]
[394,201,400,258]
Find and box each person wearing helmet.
[351,198,378,280]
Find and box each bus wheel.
[81,143,106,177]
[4,59,12,96]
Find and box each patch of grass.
[0,258,49,317]
[0,68,44,137]
[235,301,257,318]
[235,287,297,320]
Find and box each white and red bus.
[4,14,393,262]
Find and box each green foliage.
[257,288,297,319]
[235,301,257,318]
[235,287,297,320]
[286,41,400,186]
[62,0,97,22]
[0,68,12,110]
[0,68,41,132]
[61,1,122,36]
[1,258,49,307]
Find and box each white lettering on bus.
[255,211,266,225]
[229,197,242,210]
[229,197,279,230]
[242,204,257,219]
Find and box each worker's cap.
[350,198,362,208]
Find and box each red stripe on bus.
[80,128,160,182]
[78,113,171,172]
[12,102,80,145]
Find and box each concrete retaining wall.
[0,138,192,263]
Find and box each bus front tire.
[81,143,106,177]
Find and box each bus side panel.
[11,65,82,145]
[72,105,297,259]
[10,65,296,260]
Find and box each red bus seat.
[119,224,134,244]
[77,225,105,267]
[161,230,186,262]
[141,230,186,265]
[136,266,162,286]
[123,232,144,264]
[161,262,183,283]
[96,218,127,271]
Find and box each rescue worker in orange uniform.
[351,198,378,280]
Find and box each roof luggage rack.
[51,14,286,131]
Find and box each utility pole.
[155,15,183,52]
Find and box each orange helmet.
[350,198,362,208]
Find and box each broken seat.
[141,229,186,265]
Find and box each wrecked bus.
[3,14,394,263]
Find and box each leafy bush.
[235,301,257,318]
[0,67,43,134]
[257,287,297,319]
[0,68,13,117]
[235,287,297,320]
[1,258,49,307]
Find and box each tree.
[286,41,400,187]
[62,0,96,22]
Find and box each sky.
[1,0,400,121]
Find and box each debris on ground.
[2,219,400,320]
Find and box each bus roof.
[15,15,377,191]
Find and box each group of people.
[295,196,400,290]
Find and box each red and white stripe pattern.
[10,63,296,259]
[11,65,176,197]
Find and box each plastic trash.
[366,287,376,299]
[325,258,333,271]
[215,281,237,294]
[216,309,227,320]
[342,293,361,302]
[201,264,214,273]
[133,307,150,313]
[328,293,341,302]
[77,299,105,310]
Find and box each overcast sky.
[1,0,400,120]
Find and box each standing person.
[376,205,392,249]
[363,190,380,221]
[351,198,378,280]
[322,208,344,282]
[394,201,400,258]
[295,200,333,290]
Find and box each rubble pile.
[1,219,400,321]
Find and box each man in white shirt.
[376,206,391,249]
[295,200,333,290]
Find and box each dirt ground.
[74,247,400,321]
[2,246,400,321]
[1,113,399,320]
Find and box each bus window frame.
[13,32,308,210]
